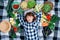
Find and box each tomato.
[13,27,17,32]
[46,14,51,21]
[13,4,19,9]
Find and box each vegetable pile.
[6,0,60,38]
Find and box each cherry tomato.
[13,27,17,32]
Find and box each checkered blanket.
[0,0,60,40]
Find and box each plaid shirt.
[17,9,41,40]
[0,0,60,40]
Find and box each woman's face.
[26,16,34,23]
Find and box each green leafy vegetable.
[27,0,36,8]
[48,15,60,30]
[42,4,51,13]
[6,0,14,18]
[14,19,20,27]
[48,22,55,30]
[8,11,16,18]
[50,15,60,23]
[10,27,16,38]
[17,8,24,14]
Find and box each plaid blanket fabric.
[0,0,60,40]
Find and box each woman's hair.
[24,12,36,22]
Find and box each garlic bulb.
[10,18,16,25]
[20,1,27,10]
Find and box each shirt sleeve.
[17,14,24,25]
[36,12,42,22]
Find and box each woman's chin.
[28,21,32,23]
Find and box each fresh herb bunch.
[49,15,60,30]
[6,0,14,17]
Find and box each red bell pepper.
[46,14,51,21]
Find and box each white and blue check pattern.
[17,9,41,40]
[0,0,60,40]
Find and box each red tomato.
[46,14,51,21]
[13,4,19,9]
[13,27,17,32]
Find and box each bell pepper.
[46,14,51,21]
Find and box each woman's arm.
[17,14,24,25]
[36,12,42,22]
